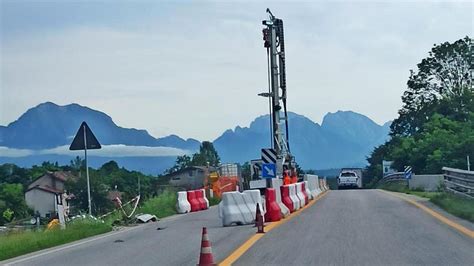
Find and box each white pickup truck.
[337,168,363,189]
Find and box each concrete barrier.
[319,179,326,192]
[219,190,264,226]
[409,174,443,191]
[289,184,300,210]
[323,177,329,190]
[271,179,290,217]
[303,181,313,200]
[176,191,191,214]
[296,182,306,207]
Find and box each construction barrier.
[218,190,265,226]
[271,179,290,217]
[176,191,191,214]
[201,189,210,209]
[280,185,294,213]
[195,190,207,210]
[264,188,281,222]
[319,179,326,192]
[305,174,321,197]
[303,181,313,200]
[324,177,329,190]
[187,190,200,212]
[289,184,300,211]
[296,182,306,207]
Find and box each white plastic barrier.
[323,178,329,191]
[271,179,290,217]
[201,189,210,209]
[305,175,321,197]
[319,178,326,192]
[304,181,313,200]
[289,184,300,211]
[176,191,191,214]
[218,190,264,226]
[296,182,306,207]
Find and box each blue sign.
[262,163,276,179]
[404,166,412,180]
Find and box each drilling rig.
[262,9,295,184]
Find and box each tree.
[191,141,220,167]
[0,183,31,224]
[391,37,472,136]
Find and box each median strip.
[219,191,329,266]
[380,189,474,239]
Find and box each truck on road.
[337,168,363,189]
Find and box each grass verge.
[379,181,474,223]
[139,190,177,218]
[0,219,111,261]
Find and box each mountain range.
[0,102,391,174]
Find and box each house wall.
[169,169,206,190]
[25,189,56,217]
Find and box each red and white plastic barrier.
[265,188,281,222]
[271,178,290,217]
[178,189,209,213]
[289,184,300,211]
[295,182,306,207]
[176,191,191,213]
[280,185,294,213]
[302,181,311,201]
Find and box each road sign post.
[70,122,101,216]
[404,166,412,188]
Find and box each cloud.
[0,145,191,158]
[1,2,472,141]
[0,146,34,157]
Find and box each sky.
[1,0,472,141]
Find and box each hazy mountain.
[0,102,200,151]
[213,111,391,169]
[0,102,391,173]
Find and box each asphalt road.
[3,206,255,266]
[235,189,474,266]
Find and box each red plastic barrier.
[265,188,281,222]
[301,182,309,204]
[195,189,208,210]
[280,185,294,213]
[187,190,200,212]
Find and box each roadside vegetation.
[0,218,112,261]
[364,37,472,187]
[379,181,474,223]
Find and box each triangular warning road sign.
[69,121,101,150]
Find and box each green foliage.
[431,193,474,222]
[391,36,472,136]
[0,219,111,261]
[365,37,473,185]
[139,190,177,218]
[165,141,221,174]
[0,183,31,225]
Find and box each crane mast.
[262,9,293,177]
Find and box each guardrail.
[442,167,474,199]
[375,172,405,186]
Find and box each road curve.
[235,189,474,266]
[3,206,255,266]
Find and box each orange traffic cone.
[255,203,264,234]
[197,227,216,266]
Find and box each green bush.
[139,190,177,218]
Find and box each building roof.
[26,185,62,194]
[164,166,216,178]
[27,171,77,191]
